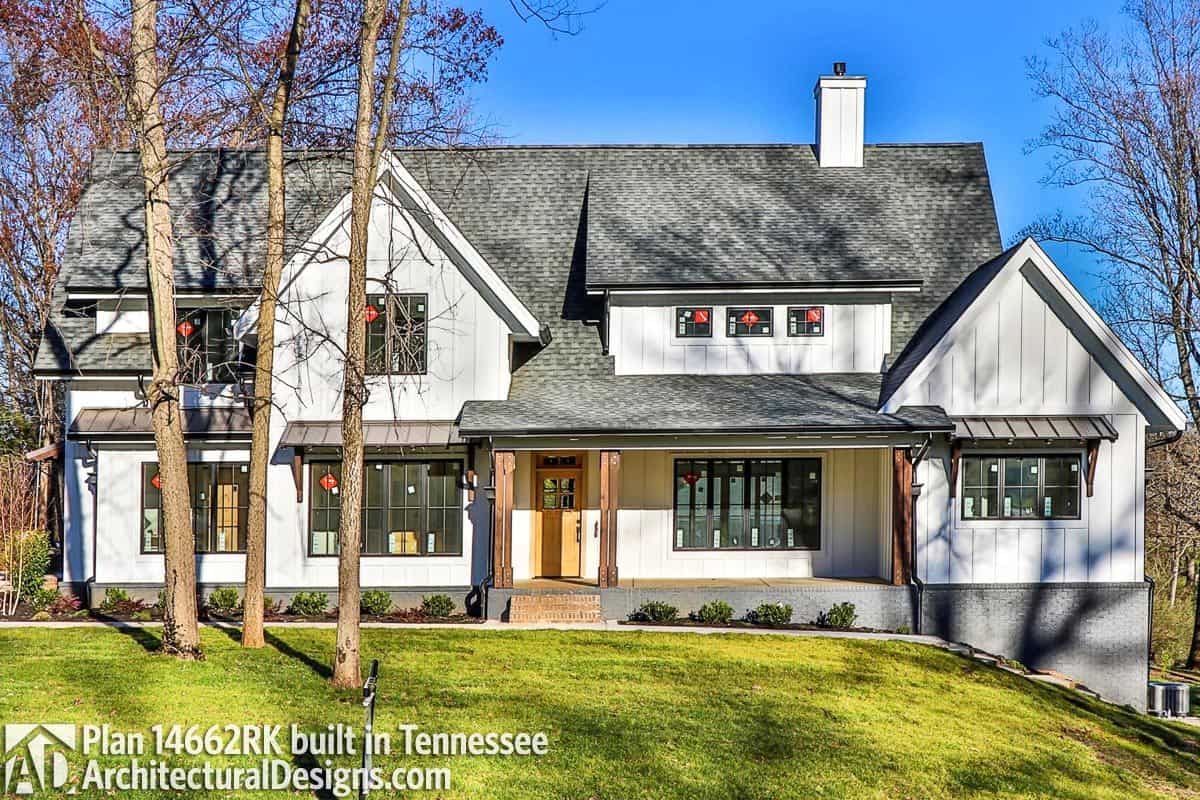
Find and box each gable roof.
[880,238,1188,432]
[36,143,1001,379]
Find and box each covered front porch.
[486,442,925,598]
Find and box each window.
[309,460,462,556]
[366,293,427,375]
[727,307,773,337]
[176,308,253,384]
[674,458,820,550]
[141,462,249,553]
[675,307,713,338]
[788,306,825,337]
[959,454,1081,520]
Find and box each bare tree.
[128,0,200,658]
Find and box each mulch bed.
[2,602,481,625]
[617,618,898,634]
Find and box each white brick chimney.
[814,62,866,167]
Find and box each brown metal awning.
[278,420,463,449]
[68,406,252,439]
[951,416,1118,441]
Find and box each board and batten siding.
[609,294,892,375]
[888,267,1146,584]
[608,448,891,580]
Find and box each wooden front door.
[537,472,581,578]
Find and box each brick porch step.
[507,593,602,623]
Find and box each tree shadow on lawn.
[263,628,333,681]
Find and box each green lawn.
[1,626,1199,799]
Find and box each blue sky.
[469,0,1130,297]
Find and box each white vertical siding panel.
[830,451,854,574]
[852,450,878,575]
[1064,528,1089,581]
[924,454,952,583]
[1110,413,1139,581]
[1065,329,1091,409]
[1087,433,1114,580]
[1020,279,1045,408]
[1041,528,1065,581]
[1089,357,1115,410]
[995,530,1020,581]
[949,528,973,582]
[997,274,1023,408]
[854,304,875,371]
[973,302,1001,409]
[1042,309,1068,408]
[972,528,997,583]
[1018,529,1042,582]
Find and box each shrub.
[361,590,393,616]
[895,624,911,635]
[263,596,281,616]
[630,601,678,623]
[816,602,857,629]
[99,588,129,613]
[49,594,81,615]
[155,589,166,610]
[1,529,51,600]
[750,602,793,627]
[26,587,58,612]
[287,592,328,616]
[207,587,241,614]
[130,610,152,621]
[694,599,734,625]
[421,594,455,618]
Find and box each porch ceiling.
[459,373,952,436]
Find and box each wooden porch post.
[492,450,515,589]
[891,448,914,586]
[598,450,621,588]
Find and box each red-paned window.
[727,307,773,337]
[675,307,713,338]
[788,306,825,337]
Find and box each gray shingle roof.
[36,144,1001,389]
[458,373,952,435]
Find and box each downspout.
[84,442,98,609]
[480,437,496,620]
[908,433,933,634]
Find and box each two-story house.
[35,66,1184,710]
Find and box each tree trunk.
[331,0,389,689]
[1171,539,1182,608]
[129,0,200,658]
[242,0,311,651]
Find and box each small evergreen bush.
[207,587,241,613]
[694,599,734,625]
[750,602,793,627]
[816,602,857,629]
[361,590,393,616]
[287,592,328,616]
[27,587,59,612]
[421,594,455,618]
[630,601,678,623]
[99,588,129,613]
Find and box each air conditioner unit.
[1149,681,1192,717]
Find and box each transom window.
[365,293,427,375]
[141,462,249,553]
[309,460,462,556]
[788,306,825,337]
[176,307,253,384]
[960,454,1081,520]
[673,458,820,550]
[675,307,713,338]
[727,307,773,337]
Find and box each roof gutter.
[459,423,955,438]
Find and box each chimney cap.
[833,61,846,76]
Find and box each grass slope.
[1,626,1198,799]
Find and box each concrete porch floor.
[511,576,890,592]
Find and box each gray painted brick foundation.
[918,582,1150,710]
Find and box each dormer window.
[675,307,712,338]
[176,307,253,384]
[727,307,772,337]
[366,293,427,375]
[788,306,825,337]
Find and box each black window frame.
[365,292,428,376]
[672,457,822,551]
[726,307,774,337]
[140,461,250,554]
[787,306,826,337]
[176,307,254,384]
[307,459,464,557]
[675,307,714,338]
[958,453,1083,521]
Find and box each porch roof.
[951,415,1119,441]
[459,373,952,436]
[278,420,463,449]
[68,406,251,439]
